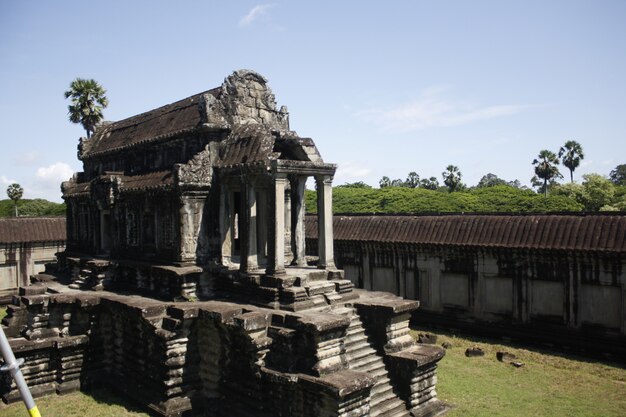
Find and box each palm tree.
[6,183,23,217]
[420,177,439,190]
[442,165,462,192]
[405,172,420,188]
[558,140,584,183]
[64,78,109,138]
[532,150,562,196]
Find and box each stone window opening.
[159,213,174,249]
[99,210,112,254]
[126,209,138,246]
[142,211,156,250]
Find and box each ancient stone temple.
[59,69,341,308]
[1,71,446,417]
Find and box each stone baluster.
[266,175,288,276]
[316,175,335,269]
[290,176,307,267]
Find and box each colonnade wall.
[305,215,626,356]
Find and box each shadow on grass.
[411,323,626,372]
[85,387,149,414]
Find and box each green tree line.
[306,179,626,214]
[0,199,66,217]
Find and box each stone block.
[233,311,269,331]
[496,351,516,362]
[465,346,485,357]
[417,333,438,345]
[305,281,336,296]
[19,286,47,296]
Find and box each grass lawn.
[0,389,149,417]
[411,326,626,417]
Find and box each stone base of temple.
[215,266,359,311]
[58,253,361,312]
[1,282,446,417]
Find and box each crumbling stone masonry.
[1,71,446,416]
[2,287,444,417]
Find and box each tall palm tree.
[532,150,562,196]
[442,165,462,192]
[6,183,23,217]
[558,140,584,183]
[64,78,109,138]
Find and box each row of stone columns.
[219,173,334,275]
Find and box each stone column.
[284,187,292,259]
[178,195,207,264]
[240,181,258,272]
[316,175,335,269]
[290,176,307,266]
[267,175,287,275]
[257,189,268,266]
[219,185,233,266]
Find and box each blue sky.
[1,1,625,202]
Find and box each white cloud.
[239,4,274,27]
[335,161,372,184]
[357,87,527,133]
[36,162,74,183]
[25,162,75,202]
[13,151,41,165]
[1,175,18,187]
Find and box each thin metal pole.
[0,325,41,417]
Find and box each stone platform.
[1,282,447,417]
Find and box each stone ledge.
[298,369,376,399]
[388,344,446,369]
[285,311,350,333]
[354,296,419,315]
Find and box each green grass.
[412,326,626,417]
[0,388,149,417]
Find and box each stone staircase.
[337,307,409,417]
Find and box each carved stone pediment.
[200,70,290,131]
[175,144,214,188]
[91,174,122,209]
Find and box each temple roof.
[62,171,174,197]
[305,214,626,253]
[83,89,219,158]
[80,70,290,159]
[0,217,66,244]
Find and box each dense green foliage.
[610,164,626,186]
[0,199,66,217]
[305,185,584,214]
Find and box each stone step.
[371,378,394,398]
[348,353,385,372]
[346,325,366,337]
[331,306,354,317]
[345,344,377,363]
[344,339,370,353]
[304,281,336,296]
[371,386,397,408]
[371,394,408,417]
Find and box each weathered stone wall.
[1,287,445,416]
[0,242,65,302]
[307,238,626,356]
